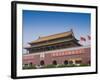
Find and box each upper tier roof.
[29,30,74,44]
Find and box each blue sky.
[23,10,91,48]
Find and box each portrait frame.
[11,1,98,79]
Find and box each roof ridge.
[29,30,73,44]
[38,31,72,40]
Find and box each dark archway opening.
[40,60,45,65]
[52,60,57,65]
[64,60,68,65]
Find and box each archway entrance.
[40,60,45,65]
[52,60,57,65]
[64,60,68,65]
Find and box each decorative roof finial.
[38,36,41,39]
[70,28,73,32]
[70,28,74,36]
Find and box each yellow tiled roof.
[29,31,72,44]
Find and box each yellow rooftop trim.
[29,31,73,44]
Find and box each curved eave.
[24,47,31,50]
[29,31,73,44]
[27,39,80,49]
